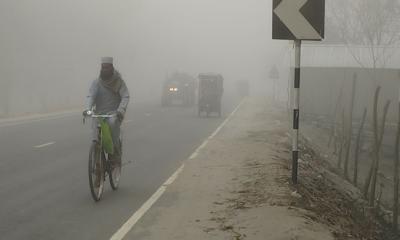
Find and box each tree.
[327,0,400,76]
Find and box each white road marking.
[109,164,185,240]
[0,111,79,128]
[209,99,244,140]
[34,142,56,148]
[189,152,198,159]
[197,140,208,150]
[109,99,245,240]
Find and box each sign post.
[292,40,301,184]
[272,0,325,184]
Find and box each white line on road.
[109,164,185,240]
[189,152,198,159]
[197,140,208,150]
[34,142,56,148]
[208,99,245,140]
[0,112,79,128]
[109,99,245,240]
[196,100,245,153]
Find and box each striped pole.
[292,40,301,184]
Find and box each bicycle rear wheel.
[89,142,105,201]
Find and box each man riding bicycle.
[83,57,130,168]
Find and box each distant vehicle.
[236,80,250,98]
[198,73,224,117]
[161,72,196,107]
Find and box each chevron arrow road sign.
[272,0,325,40]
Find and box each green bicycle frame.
[100,118,114,154]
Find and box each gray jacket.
[86,76,130,115]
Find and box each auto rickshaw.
[198,73,224,117]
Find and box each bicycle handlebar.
[83,111,116,124]
[89,114,116,118]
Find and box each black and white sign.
[272,0,325,40]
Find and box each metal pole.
[292,40,301,184]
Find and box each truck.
[198,73,224,117]
[161,72,196,107]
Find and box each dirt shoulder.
[124,97,392,240]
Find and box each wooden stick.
[354,108,367,186]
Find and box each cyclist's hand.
[117,111,124,122]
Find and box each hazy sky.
[0,0,287,109]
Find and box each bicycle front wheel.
[109,162,121,190]
[109,140,122,190]
[88,142,105,201]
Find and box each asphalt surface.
[0,98,238,240]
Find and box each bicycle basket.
[100,119,114,154]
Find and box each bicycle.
[84,111,122,202]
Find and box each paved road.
[0,98,239,240]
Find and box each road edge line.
[110,164,184,240]
[109,99,245,240]
[34,141,56,148]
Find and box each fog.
[3,1,400,237]
[0,0,288,116]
